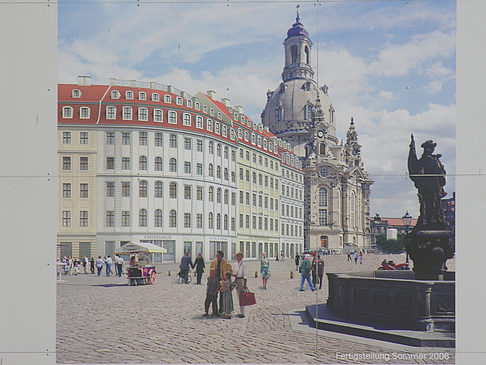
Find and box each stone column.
[415,282,434,331]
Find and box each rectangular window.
[106,106,116,119]
[196,116,203,129]
[122,157,130,170]
[184,185,191,199]
[207,119,213,132]
[63,132,71,144]
[184,162,191,174]
[319,209,327,226]
[183,113,191,126]
[196,186,203,200]
[122,132,131,145]
[196,140,203,152]
[155,132,163,146]
[79,157,88,170]
[79,211,88,227]
[62,183,71,198]
[196,214,203,228]
[122,182,130,197]
[170,134,177,148]
[139,131,147,145]
[246,215,250,229]
[239,191,244,204]
[239,214,243,228]
[259,195,263,208]
[184,213,191,228]
[252,193,256,207]
[62,210,71,227]
[80,183,88,198]
[106,157,114,169]
[252,215,256,229]
[246,192,250,205]
[80,132,88,144]
[106,211,115,227]
[106,132,114,144]
[259,217,262,230]
[122,211,130,227]
[196,163,203,175]
[106,182,115,197]
[62,156,71,170]
[184,138,191,150]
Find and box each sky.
[58,0,456,219]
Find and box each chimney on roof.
[130,80,137,87]
[235,105,243,114]
[168,85,175,94]
[150,82,157,89]
[109,77,116,85]
[221,97,231,108]
[264,126,270,132]
[181,91,188,99]
[77,75,91,86]
[207,90,216,99]
[258,125,263,132]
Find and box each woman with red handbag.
[233,252,249,318]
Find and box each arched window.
[209,141,214,154]
[62,106,73,119]
[224,214,228,230]
[80,107,90,119]
[139,180,148,197]
[276,107,283,122]
[208,164,214,177]
[217,144,221,156]
[291,45,298,64]
[208,212,213,229]
[208,186,214,202]
[169,210,177,227]
[169,182,177,198]
[224,146,228,159]
[154,157,162,171]
[154,181,163,198]
[138,107,148,121]
[216,213,221,230]
[320,143,326,155]
[319,187,327,207]
[217,188,222,203]
[224,189,229,204]
[123,107,132,120]
[168,110,177,124]
[224,168,228,180]
[169,158,177,172]
[154,209,162,227]
[304,104,313,120]
[139,209,147,227]
[305,46,310,64]
[216,166,221,179]
[106,106,116,119]
[350,192,356,227]
[139,156,147,170]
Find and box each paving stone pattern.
[57,253,455,364]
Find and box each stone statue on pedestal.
[406,134,454,279]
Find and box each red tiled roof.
[371,217,418,227]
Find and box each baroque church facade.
[262,14,373,251]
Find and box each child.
[203,269,218,317]
[220,271,234,319]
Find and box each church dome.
[286,19,309,40]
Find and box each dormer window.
[153,109,163,122]
[164,95,171,103]
[251,133,256,144]
[222,125,227,137]
[168,110,177,124]
[269,142,273,152]
[187,99,192,108]
[203,105,207,113]
[195,102,200,110]
[176,97,183,105]
[126,91,134,99]
[210,108,214,116]
[138,92,146,100]
[138,107,148,121]
[106,106,116,120]
[207,119,213,132]
[218,112,222,119]
[238,128,242,138]
[151,93,159,102]
[257,136,262,147]
[246,120,251,127]
[62,106,73,119]
[196,116,203,129]
[215,122,220,135]
[182,113,191,126]
[240,115,244,122]
[80,107,90,119]
[263,139,268,149]
[230,128,235,140]
[234,112,238,119]
[244,131,249,141]
[122,107,133,120]
[111,90,120,99]
[72,89,81,98]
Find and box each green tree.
[375,238,405,254]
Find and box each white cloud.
[378,90,394,100]
[369,31,455,77]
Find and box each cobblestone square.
[57,253,455,364]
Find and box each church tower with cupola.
[262,10,373,251]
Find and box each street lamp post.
[402,211,412,267]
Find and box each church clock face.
[319,167,329,177]
[317,130,324,138]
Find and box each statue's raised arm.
[408,133,419,179]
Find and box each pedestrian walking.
[192,253,205,285]
[82,256,88,274]
[233,252,248,318]
[220,272,234,319]
[260,252,270,289]
[203,269,219,317]
[73,258,80,275]
[67,256,73,275]
[347,252,352,262]
[115,254,124,277]
[295,253,300,271]
[180,252,193,284]
[359,250,363,265]
[353,251,359,265]
[299,254,316,291]
[311,252,318,286]
[95,256,104,276]
[316,255,325,289]
[209,250,233,315]
[280,250,285,262]
[105,255,113,276]
[90,257,95,274]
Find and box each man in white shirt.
[233,252,248,318]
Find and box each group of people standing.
[203,250,249,319]
[347,250,364,264]
[296,253,325,291]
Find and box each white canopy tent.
[115,242,167,254]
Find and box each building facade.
[262,14,373,251]
[58,77,304,261]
